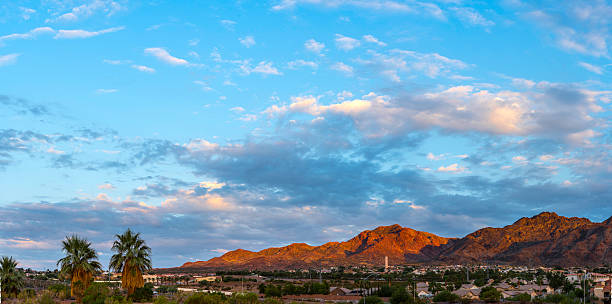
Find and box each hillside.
[177,212,612,270]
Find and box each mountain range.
[178,212,612,270]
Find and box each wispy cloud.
[578,62,603,74]
[288,59,318,69]
[0,53,20,67]
[304,39,325,53]
[335,34,360,51]
[145,48,192,66]
[363,34,386,46]
[132,64,156,73]
[54,26,124,39]
[96,88,118,94]
[239,36,256,48]
[331,62,353,75]
[47,0,124,23]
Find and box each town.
[4,262,611,304]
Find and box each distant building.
[384,256,388,272]
[194,276,221,282]
[330,287,352,296]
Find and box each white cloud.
[132,64,155,73]
[220,19,236,29]
[48,0,124,23]
[20,7,36,20]
[54,26,124,39]
[251,61,282,75]
[103,59,124,65]
[98,183,115,189]
[46,147,65,155]
[287,59,318,69]
[578,62,603,74]
[0,237,54,249]
[263,83,605,142]
[304,39,325,53]
[539,154,555,161]
[331,62,354,75]
[363,34,386,46]
[451,7,495,27]
[144,47,191,66]
[0,53,20,67]
[273,0,417,13]
[193,80,213,91]
[230,107,245,113]
[335,34,360,51]
[437,163,468,173]
[239,36,256,48]
[96,89,118,94]
[356,49,469,81]
[427,153,446,161]
[0,27,55,41]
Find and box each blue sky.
[0,0,611,270]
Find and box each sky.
[0,0,611,270]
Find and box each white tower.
[385,256,389,272]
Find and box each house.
[517,284,553,294]
[593,280,611,300]
[143,274,161,284]
[417,290,433,298]
[330,287,352,296]
[502,290,537,299]
[452,288,481,300]
[194,276,221,283]
[494,282,512,291]
[566,273,582,283]
[591,273,611,283]
[416,282,429,293]
[460,284,478,290]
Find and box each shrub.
[154,295,178,304]
[82,283,111,304]
[185,292,227,304]
[229,292,258,304]
[509,293,531,303]
[262,298,283,304]
[131,283,154,302]
[390,286,413,304]
[48,283,70,298]
[106,289,131,304]
[358,296,384,304]
[479,286,501,303]
[38,292,57,304]
[18,289,37,300]
[433,290,460,303]
[157,285,179,294]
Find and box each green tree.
[479,286,501,303]
[0,256,25,298]
[109,228,153,296]
[131,282,154,302]
[509,293,532,303]
[391,286,413,304]
[433,291,460,303]
[57,235,103,301]
[547,272,568,290]
[81,282,110,304]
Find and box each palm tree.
[57,235,102,300]
[109,228,152,295]
[0,256,25,298]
